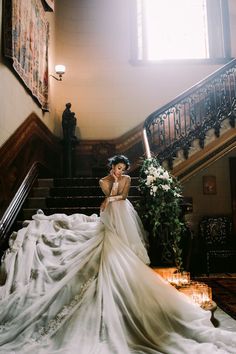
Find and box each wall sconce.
[50,64,66,81]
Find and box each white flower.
[153,169,160,178]
[174,192,182,197]
[146,175,155,186]
[152,186,158,193]
[148,168,154,174]
[157,166,164,173]
[160,171,170,180]
[152,186,157,195]
[161,184,171,191]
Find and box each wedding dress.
[0,176,235,354]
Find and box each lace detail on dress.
[30,269,39,280]
[8,233,21,253]
[25,276,96,347]
[0,324,10,333]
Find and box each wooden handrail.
[0,162,39,246]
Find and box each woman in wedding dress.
[0,154,235,354]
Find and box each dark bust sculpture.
[62,102,77,142]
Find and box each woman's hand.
[110,169,118,182]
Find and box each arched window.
[133,0,231,63]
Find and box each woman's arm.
[99,175,131,211]
[108,176,131,201]
[99,178,111,197]
[99,177,113,211]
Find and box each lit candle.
[143,128,151,158]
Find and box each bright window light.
[137,0,209,60]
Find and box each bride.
[0,154,235,354]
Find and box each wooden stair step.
[16,176,141,231]
[46,196,103,207]
[53,177,100,187]
[36,178,54,188]
[22,206,100,219]
[30,187,50,198]
[49,185,140,197]
[24,197,47,208]
[50,186,102,197]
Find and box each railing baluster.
[233,69,236,98]
[143,59,236,163]
[183,102,187,136]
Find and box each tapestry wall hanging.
[4,0,49,110]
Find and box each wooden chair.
[199,216,236,273]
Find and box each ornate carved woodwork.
[143,59,236,169]
[199,216,236,273]
[172,128,236,182]
[0,113,62,219]
[74,123,144,176]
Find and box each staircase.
[3,60,236,255]
[18,176,141,223]
[143,58,236,180]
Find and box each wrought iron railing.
[143,58,236,168]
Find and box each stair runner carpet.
[21,176,140,221]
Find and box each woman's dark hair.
[108,155,130,170]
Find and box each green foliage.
[138,157,185,271]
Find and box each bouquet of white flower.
[138,157,185,270]
[143,163,182,197]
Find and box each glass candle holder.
[191,282,212,307]
[180,271,190,286]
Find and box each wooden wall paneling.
[0,113,62,218]
[74,123,145,176]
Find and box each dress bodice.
[99,174,131,199]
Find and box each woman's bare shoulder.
[99,175,112,184]
[121,175,131,184]
[123,175,131,181]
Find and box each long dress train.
[0,199,235,353]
